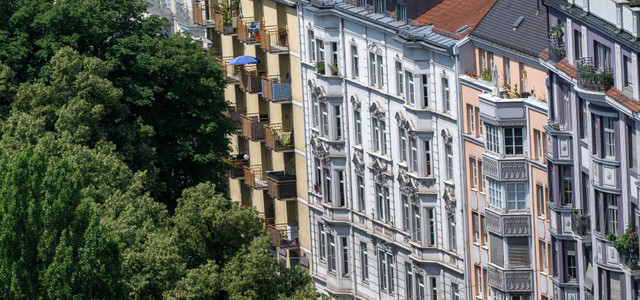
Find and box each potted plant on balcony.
[607,225,639,268]
[315,61,325,74]
[330,64,339,76]
[481,68,492,82]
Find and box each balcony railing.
[213,9,238,34]
[577,57,614,92]
[265,124,293,151]
[261,76,292,102]
[224,107,245,131]
[267,171,296,200]
[260,26,289,53]
[485,208,531,237]
[237,18,261,44]
[215,56,240,84]
[193,1,205,25]
[548,37,565,62]
[571,212,590,237]
[225,155,248,178]
[241,113,268,141]
[487,265,533,293]
[239,66,265,93]
[243,165,267,189]
[267,224,299,248]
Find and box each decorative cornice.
[395,111,417,137]
[397,170,418,203]
[371,158,391,184]
[369,101,385,119]
[311,135,331,166]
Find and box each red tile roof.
[412,0,497,38]
[555,58,577,79]
[539,49,549,61]
[606,88,640,113]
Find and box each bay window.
[506,183,527,211]
[603,117,615,158]
[504,127,524,155]
[488,178,502,209]
[485,124,500,154]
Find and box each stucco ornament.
[443,187,456,213]
[350,95,361,111]
[352,152,364,176]
[311,134,330,166]
[395,112,417,137]
[441,128,452,144]
[369,101,385,119]
[397,169,418,203]
[371,158,391,184]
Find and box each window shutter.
[490,234,504,267]
[507,237,530,267]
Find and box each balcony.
[243,165,267,189]
[192,1,205,25]
[241,113,268,141]
[482,154,528,181]
[267,171,296,200]
[237,18,261,44]
[260,26,289,53]
[261,76,292,102]
[239,66,265,93]
[213,9,238,34]
[267,223,299,248]
[548,37,565,62]
[225,155,248,179]
[215,56,240,84]
[488,265,533,293]
[265,124,293,151]
[571,211,590,237]
[224,107,245,132]
[485,208,531,237]
[577,58,614,92]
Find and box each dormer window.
[374,0,384,14]
[396,3,406,22]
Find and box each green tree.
[0,150,124,299]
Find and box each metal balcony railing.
[260,26,289,53]
[548,37,565,62]
[241,113,268,140]
[267,223,299,248]
[225,156,248,178]
[239,66,265,93]
[577,57,614,92]
[243,165,268,189]
[264,124,293,151]
[214,56,240,84]
[267,171,296,200]
[237,18,261,44]
[261,76,292,102]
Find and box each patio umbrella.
[228,55,260,65]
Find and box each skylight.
[513,16,524,30]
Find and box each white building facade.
[297,0,471,298]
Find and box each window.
[579,97,587,139]
[574,30,582,60]
[480,49,486,70]
[396,3,406,22]
[472,212,480,242]
[425,140,432,176]
[373,0,384,14]
[331,42,338,70]
[488,178,502,209]
[402,195,410,230]
[370,53,377,86]
[405,263,413,299]
[320,102,329,136]
[566,242,576,280]
[341,236,348,276]
[479,116,484,137]
[488,51,494,68]
[319,223,326,259]
[481,215,487,244]
[507,183,527,211]
[351,45,359,78]
[490,234,504,267]
[360,242,369,281]
[442,77,450,112]
[328,233,336,272]
[427,208,436,246]
[536,184,546,217]
[445,143,453,180]
[314,158,322,190]
[607,193,618,234]
[539,241,548,273]
[485,124,500,154]
[470,157,478,189]
[413,204,422,242]
[448,212,457,251]
[452,284,459,300]
[507,237,530,267]
[504,127,524,155]
[504,58,511,85]
[603,117,615,158]
[324,167,331,203]
[399,127,407,162]
[410,137,418,172]
[316,39,324,63]
[376,184,391,222]
[355,109,362,144]
[629,124,637,169]
[396,62,403,95]
[356,0,364,7]
[534,129,543,161]
[561,165,573,205]
[377,55,384,87]
[338,171,345,207]
[625,56,634,90]
[422,75,429,107]
[476,266,484,297]
[561,84,570,130]
[372,116,387,154]
[309,30,316,61]
[417,274,425,300]
[378,251,395,293]
[335,106,342,139]
[594,41,611,71]
[479,160,485,192]
[467,104,475,135]
[406,71,415,104]
[357,175,365,211]
[312,93,319,127]
[430,277,437,300]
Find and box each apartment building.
[192,0,311,269]
[459,1,551,300]
[297,0,496,298]
[539,0,640,299]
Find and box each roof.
[412,0,497,39]
[607,88,640,113]
[471,0,548,58]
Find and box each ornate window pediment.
[441,128,453,144]
[369,101,385,119]
[311,134,330,166]
[370,158,391,184]
[443,187,456,213]
[395,111,417,137]
[308,80,328,103]
[350,95,361,111]
[352,152,364,176]
[397,169,418,203]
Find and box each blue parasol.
[228,55,260,65]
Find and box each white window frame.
[471,158,478,189]
[488,178,502,209]
[506,182,527,211]
[504,127,524,155]
[442,77,450,113]
[485,124,500,154]
[351,45,359,78]
[426,208,436,247]
[425,139,433,176]
[361,242,369,281]
[604,117,615,158]
[448,212,457,251]
[421,74,429,108]
[399,127,407,162]
[396,61,403,95]
[309,30,316,62]
[445,143,453,180]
